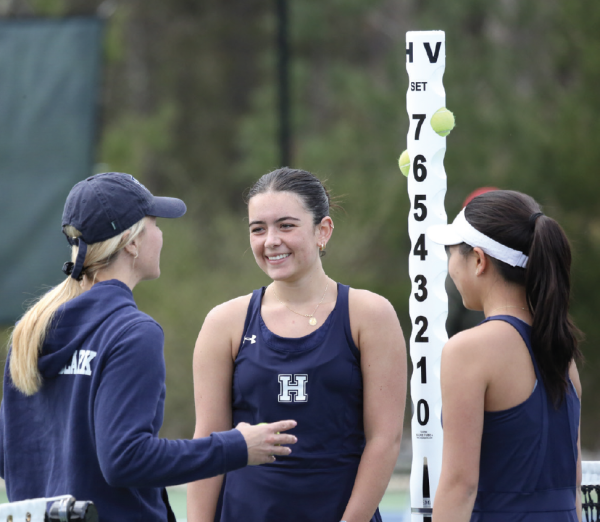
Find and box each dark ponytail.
[526,213,581,406]
[464,190,582,407]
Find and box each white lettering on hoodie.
[59,349,97,376]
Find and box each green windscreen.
[0,18,104,323]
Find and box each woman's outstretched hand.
[235,420,298,465]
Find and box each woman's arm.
[432,332,487,522]
[569,361,582,522]
[340,290,407,522]
[187,298,246,522]
[94,321,249,488]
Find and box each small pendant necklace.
[273,281,330,326]
[487,305,528,316]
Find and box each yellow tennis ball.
[258,422,280,443]
[398,150,410,177]
[431,107,455,137]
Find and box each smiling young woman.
[187,167,407,522]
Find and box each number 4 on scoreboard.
[413,234,428,260]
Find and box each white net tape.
[583,461,600,486]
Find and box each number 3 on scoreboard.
[414,275,428,302]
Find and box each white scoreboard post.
[406,30,448,522]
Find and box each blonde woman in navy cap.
[427,190,582,522]
[0,173,297,522]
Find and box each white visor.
[426,208,529,268]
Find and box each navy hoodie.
[0,279,247,521]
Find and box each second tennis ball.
[431,108,455,137]
[399,150,410,177]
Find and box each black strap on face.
[529,212,544,230]
[62,238,87,281]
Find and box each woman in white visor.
[427,190,582,522]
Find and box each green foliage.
[103,5,130,65]
[101,102,177,176]
[29,0,67,16]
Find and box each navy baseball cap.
[61,172,186,280]
[62,172,186,244]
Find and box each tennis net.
[583,461,600,522]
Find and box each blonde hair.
[9,218,147,396]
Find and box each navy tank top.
[472,315,580,521]
[217,283,382,522]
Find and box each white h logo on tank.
[278,374,308,403]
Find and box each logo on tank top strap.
[278,374,308,402]
[243,334,257,344]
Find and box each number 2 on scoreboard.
[415,316,429,342]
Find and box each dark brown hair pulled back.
[463,190,582,407]
[246,167,332,226]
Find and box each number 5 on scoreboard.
[414,195,427,221]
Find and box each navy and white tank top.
[472,315,580,522]
[217,283,382,522]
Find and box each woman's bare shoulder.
[347,287,397,319]
[195,293,254,361]
[199,293,253,336]
[209,293,253,319]
[347,287,403,350]
[443,321,509,362]
[448,319,519,349]
[444,319,531,383]
[569,359,582,399]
